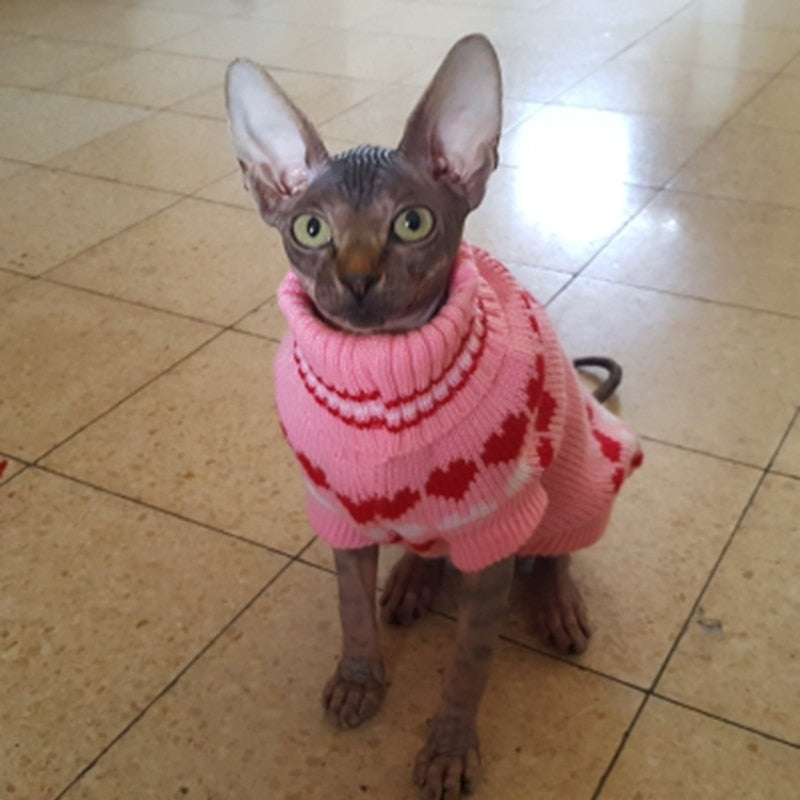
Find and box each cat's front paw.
[413,714,481,799]
[322,655,385,729]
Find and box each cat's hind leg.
[379,553,445,626]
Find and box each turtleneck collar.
[277,243,486,417]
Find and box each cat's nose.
[340,273,379,301]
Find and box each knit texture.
[274,242,642,572]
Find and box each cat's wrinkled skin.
[280,146,467,333]
[225,34,591,800]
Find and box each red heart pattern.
[336,487,421,524]
[336,493,377,524]
[537,438,554,468]
[425,458,478,501]
[592,429,622,463]
[297,452,329,489]
[377,488,421,520]
[535,391,557,432]
[481,412,528,467]
[289,347,648,530]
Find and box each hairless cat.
[226,34,642,800]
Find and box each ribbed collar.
[277,243,483,406]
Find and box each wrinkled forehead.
[313,145,423,208]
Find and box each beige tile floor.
[1,0,799,798]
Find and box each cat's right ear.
[225,59,329,226]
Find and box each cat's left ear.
[225,59,329,226]
[398,34,501,210]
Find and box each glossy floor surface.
[2,0,799,797]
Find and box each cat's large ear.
[398,34,501,210]
[225,59,329,225]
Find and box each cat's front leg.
[323,545,385,728]
[414,556,514,799]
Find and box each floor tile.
[0,157,29,182]
[319,84,438,149]
[670,124,800,208]
[0,31,25,47]
[0,0,108,36]
[255,69,387,128]
[500,104,715,188]
[658,474,800,742]
[193,169,254,209]
[465,164,655,271]
[0,36,127,89]
[156,16,331,65]
[55,6,209,47]
[537,0,689,23]
[62,561,643,800]
[490,13,658,52]
[586,191,800,317]
[287,30,450,83]
[405,40,611,103]
[43,332,313,554]
[0,86,24,106]
[47,111,234,194]
[0,468,286,800]
[0,454,25,484]
[128,0,252,13]
[174,69,384,126]
[50,198,283,325]
[733,75,800,132]
[559,59,770,126]
[508,264,572,304]
[320,83,538,148]
[234,295,288,341]
[0,89,149,163]
[241,0,397,29]
[0,270,30,295]
[0,167,177,275]
[53,50,223,109]
[546,278,800,465]
[773,416,800,478]
[619,18,800,72]
[352,3,541,42]
[599,697,800,799]
[0,281,215,461]
[683,0,800,30]
[501,441,760,686]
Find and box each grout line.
[559,271,800,323]
[651,693,800,750]
[642,410,800,697]
[589,408,799,796]
[38,274,231,328]
[764,406,800,472]
[634,435,769,472]
[35,462,300,559]
[30,325,226,465]
[52,553,303,800]
[590,693,651,799]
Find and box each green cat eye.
[291,213,333,249]
[392,206,435,243]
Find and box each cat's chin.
[317,296,445,335]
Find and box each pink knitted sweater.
[274,243,642,572]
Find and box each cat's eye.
[291,214,333,249]
[392,206,434,243]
